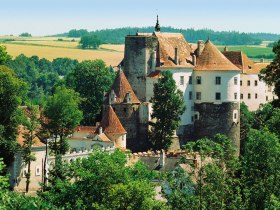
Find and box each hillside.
[56,27,280,45]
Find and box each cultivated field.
[0,36,124,66]
[0,36,273,65]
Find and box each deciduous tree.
[66,59,115,125]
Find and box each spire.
[155,15,160,32]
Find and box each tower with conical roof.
[193,39,241,154]
[103,69,150,152]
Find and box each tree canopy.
[79,34,102,49]
[0,65,28,166]
[259,39,280,106]
[66,59,115,125]
[149,70,185,150]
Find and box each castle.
[100,17,276,155]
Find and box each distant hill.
[53,27,280,46]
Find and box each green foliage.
[0,65,28,166]
[240,102,254,155]
[79,34,102,49]
[259,39,280,105]
[6,54,78,105]
[0,45,12,65]
[40,150,166,209]
[149,71,185,150]
[68,29,89,38]
[21,105,39,193]
[242,129,280,210]
[166,134,242,210]
[66,59,115,125]
[19,32,32,37]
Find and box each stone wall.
[123,35,158,102]
[194,102,240,155]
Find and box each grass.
[217,45,274,60]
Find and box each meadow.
[0,36,274,65]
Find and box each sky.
[1,0,280,36]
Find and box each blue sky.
[1,0,280,36]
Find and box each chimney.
[174,47,178,65]
[99,127,103,134]
[192,54,197,66]
[197,40,204,56]
[260,58,264,63]
[224,46,228,52]
[159,150,165,167]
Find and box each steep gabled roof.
[154,32,193,67]
[195,40,240,71]
[222,51,254,73]
[105,70,140,104]
[96,106,126,134]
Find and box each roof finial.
[155,15,160,32]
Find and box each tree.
[242,129,280,210]
[68,29,89,38]
[259,39,280,106]
[0,65,28,166]
[21,106,39,193]
[0,45,12,65]
[19,32,32,37]
[166,135,243,210]
[39,150,167,209]
[240,102,253,156]
[66,59,115,125]
[149,71,185,150]
[41,85,82,182]
[79,34,102,49]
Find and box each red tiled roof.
[195,40,240,71]
[105,70,140,104]
[155,32,193,67]
[147,70,161,78]
[93,133,111,142]
[222,51,254,72]
[96,106,126,135]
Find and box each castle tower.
[95,105,127,149]
[193,39,241,154]
[104,69,148,151]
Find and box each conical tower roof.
[105,69,140,104]
[195,40,240,71]
[96,106,126,134]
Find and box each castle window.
[234,77,238,85]
[266,96,268,101]
[196,92,201,100]
[248,93,251,99]
[196,76,201,84]
[123,108,126,113]
[180,76,184,85]
[240,80,242,86]
[247,80,250,86]
[133,107,135,111]
[189,91,193,100]
[255,80,258,86]
[35,166,41,176]
[215,92,221,100]
[191,116,194,122]
[189,76,192,84]
[194,112,200,120]
[240,94,243,100]
[113,107,116,111]
[234,92,237,100]
[233,110,238,122]
[215,76,221,85]
[255,93,258,99]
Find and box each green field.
[217,45,274,61]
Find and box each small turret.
[155,15,160,32]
